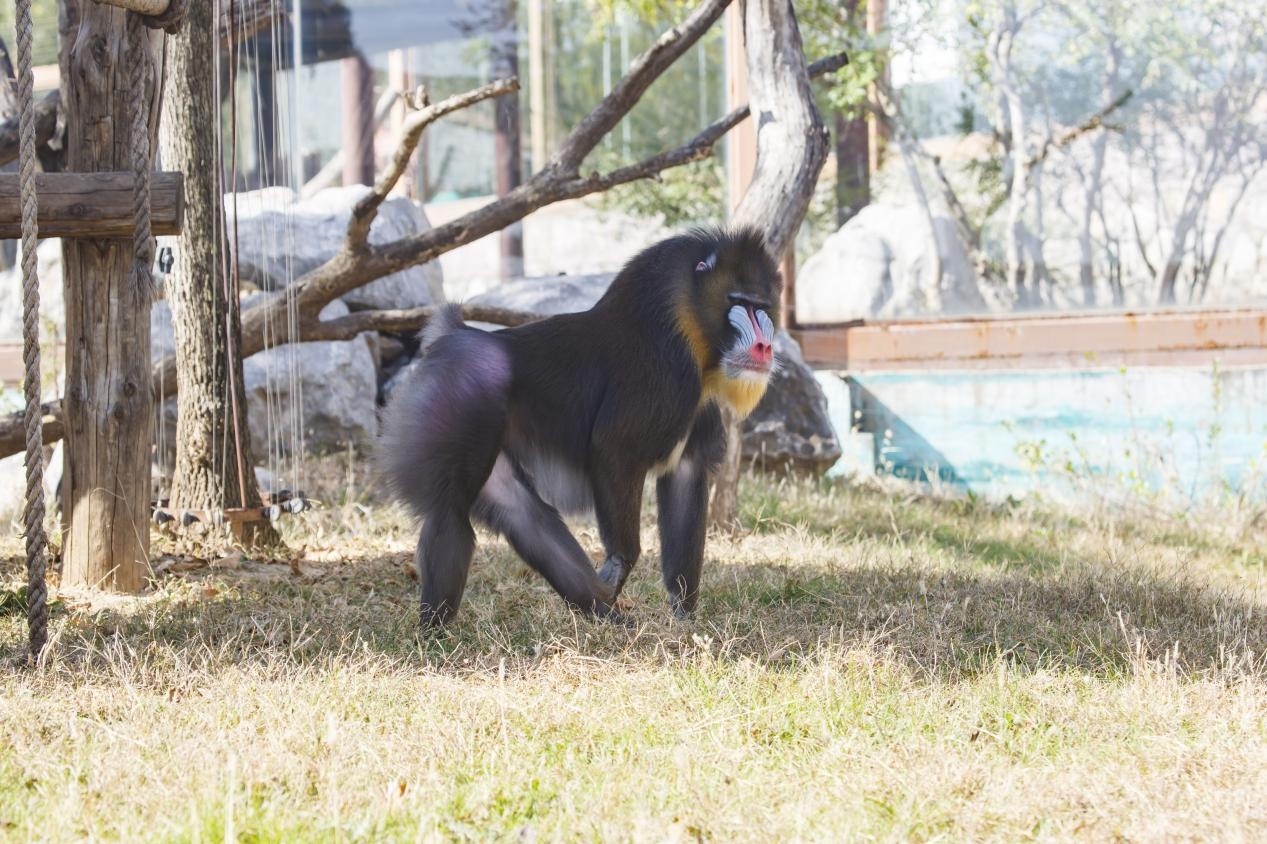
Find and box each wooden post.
[341,53,374,186]
[60,6,166,593]
[866,0,890,173]
[254,46,277,187]
[386,49,414,198]
[527,0,550,172]
[492,0,523,279]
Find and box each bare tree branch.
[551,0,730,173]
[305,304,543,341]
[1028,88,1132,170]
[346,78,519,251]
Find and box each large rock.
[0,239,65,341]
[241,296,378,454]
[150,296,378,459]
[464,272,614,315]
[742,332,841,474]
[224,185,445,309]
[796,203,981,322]
[461,273,840,475]
[0,446,60,530]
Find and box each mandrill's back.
[498,259,704,474]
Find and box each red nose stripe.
[747,306,773,365]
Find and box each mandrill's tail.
[376,305,512,520]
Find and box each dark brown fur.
[377,227,781,625]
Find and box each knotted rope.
[128,14,154,298]
[15,0,48,662]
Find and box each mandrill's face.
[688,239,782,418]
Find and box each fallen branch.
[0,90,59,168]
[304,304,542,342]
[219,0,285,49]
[0,402,62,459]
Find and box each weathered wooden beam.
[0,171,183,238]
[793,309,1267,371]
[0,401,63,460]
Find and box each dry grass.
[1,459,1266,842]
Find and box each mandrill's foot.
[419,601,458,632]
[597,554,632,591]
[669,595,696,622]
[590,598,636,629]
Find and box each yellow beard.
[674,299,770,418]
[704,370,769,418]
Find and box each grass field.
[2,462,1265,841]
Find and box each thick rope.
[15,0,48,662]
[128,14,155,299]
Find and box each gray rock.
[464,272,614,315]
[742,332,841,474]
[241,296,378,455]
[0,239,65,341]
[0,446,61,530]
[150,296,378,461]
[796,203,983,322]
[224,185,445,309]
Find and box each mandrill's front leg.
[656,405,725,617]
[591,457,645,599]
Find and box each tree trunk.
[492,0,524,280]
[160,0,277,548]
[1077,132,1107,307]
[709,0,829,530]
[834,0,868,228]
[60,7,163,592]
[834,111,869,227]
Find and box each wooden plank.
[0,171,183,239]
[794,309,1267,371]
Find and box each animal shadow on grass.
[1,540,1262,682]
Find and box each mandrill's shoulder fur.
[496,225,779,473]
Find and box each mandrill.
[377,226,780,626]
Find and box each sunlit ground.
[2,458,1265,841]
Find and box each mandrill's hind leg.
[416,505,478,628]
[475,455,620,619]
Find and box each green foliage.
[594,155,726,227]
[0,0,60,68]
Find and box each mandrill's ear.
[694,252,717,274]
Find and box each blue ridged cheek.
[728,305,756,346]
[756,309,774,338]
